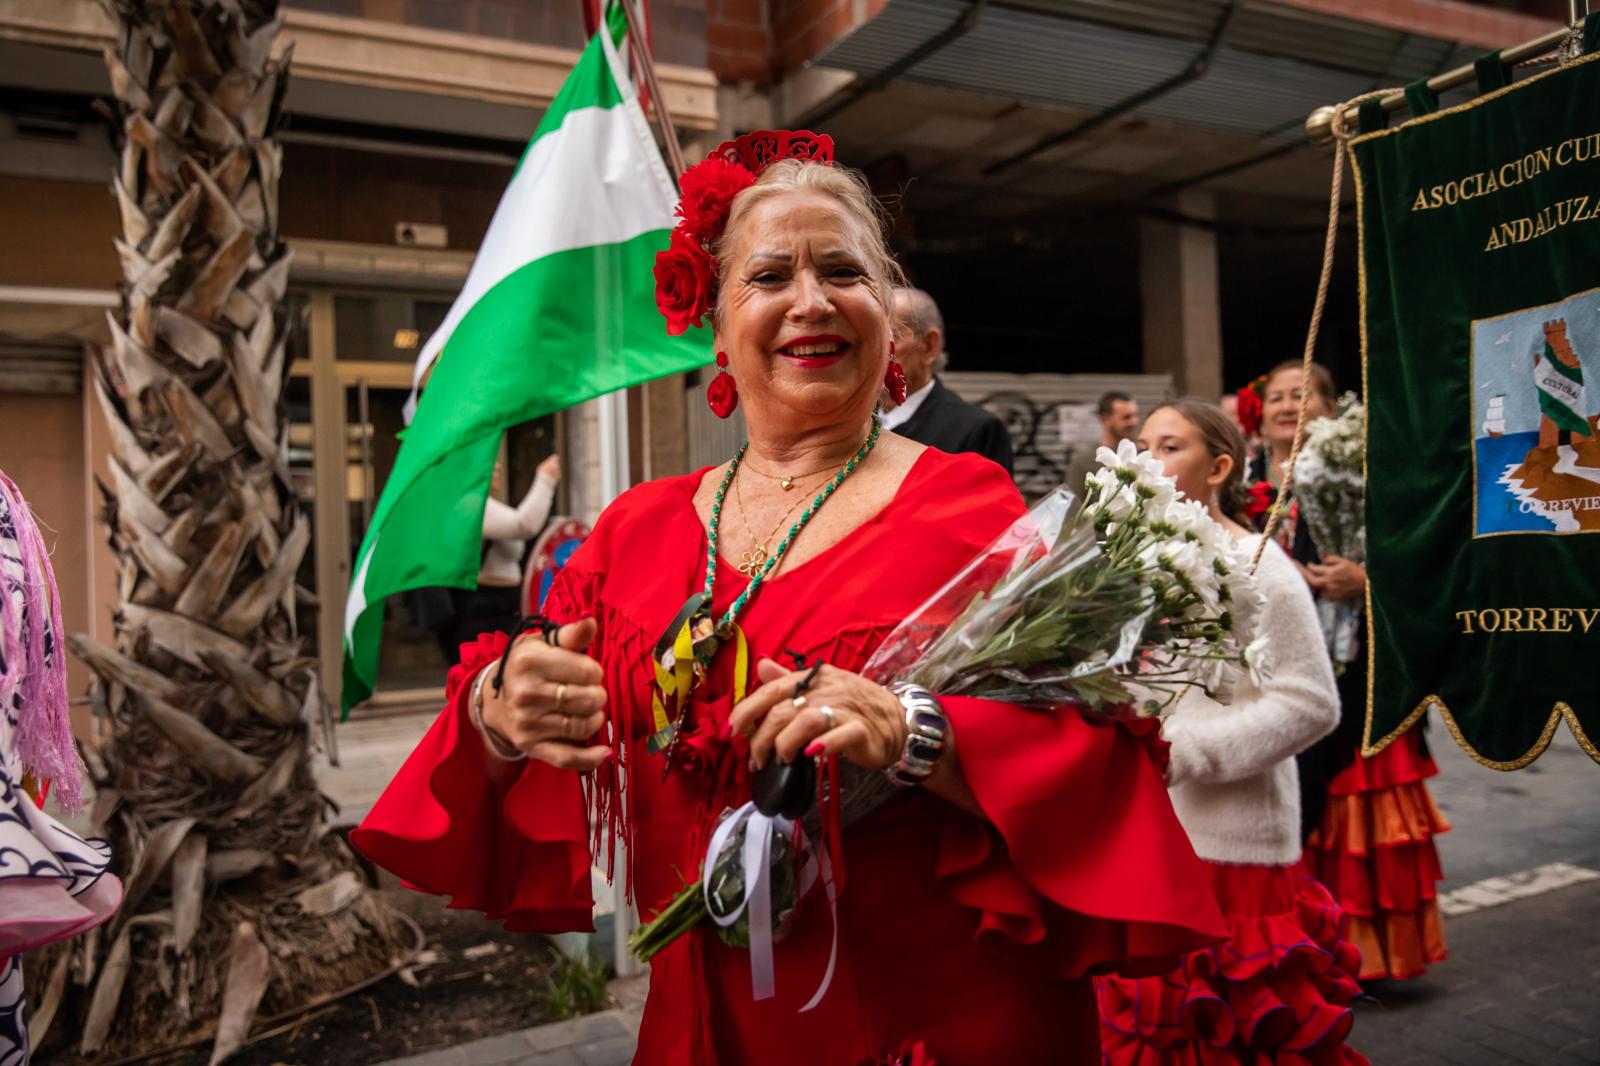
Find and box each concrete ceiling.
[800,0,1525,242]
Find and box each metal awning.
[814,0,1477,144]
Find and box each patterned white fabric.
[0,489,120,1063]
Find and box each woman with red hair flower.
[353,131,1226,1064]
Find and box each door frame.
[297,287,452,716]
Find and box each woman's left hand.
[730,658,907,772]
[1305,555,1367,603]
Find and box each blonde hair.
[712,159,905,325]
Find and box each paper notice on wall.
[1059,403,1100,445]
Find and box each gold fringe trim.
[1362,688,1599,771]
[1353,53,1600,773]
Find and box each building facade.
[0,0,1566,714]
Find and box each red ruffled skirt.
[1303,730,1449,981]
[1097,860,1369,1065]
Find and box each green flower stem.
[628,879,708,962]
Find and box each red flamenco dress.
[1302,733,1450,981]
[1097,861,1368,1066]
[353,450,1227,1065]
[1096,535,1369,1066]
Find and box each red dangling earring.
[885,357,908,406]
[707,351,739,419]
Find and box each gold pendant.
[780,476,794,490]
[738,547,767,576]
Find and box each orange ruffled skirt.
[1097,860,1369,1065]
[1303,730,1449,981]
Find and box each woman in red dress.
[352,132,1226,1065]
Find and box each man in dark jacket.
[885,287,1014,474]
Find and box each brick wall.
[707,0,773,84]
[291,0,708,67]
[770,0,885,76]
[707,0,887,86]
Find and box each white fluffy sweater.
[1162,534,1340,867]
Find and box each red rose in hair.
[676,157,756,245]
[654,228,716,335]
[1235,379,1265,438]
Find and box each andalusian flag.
[342,4,709,713]
[1535,341,1589,435]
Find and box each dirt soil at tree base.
[37,877,573,1066]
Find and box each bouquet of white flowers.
[863,438,1269,712]
[1293,394,1366,667]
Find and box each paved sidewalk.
[371,731,1599,1066]
[1352,878,1600,1064]
[1345,729,1600,1065]
[376,976,647,1066]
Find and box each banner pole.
[1306,18,1578,144]
[618,0,687,179]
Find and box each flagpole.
[618,0,687,178]
[601,0,683,979]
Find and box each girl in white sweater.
[1097,400,1368,1066]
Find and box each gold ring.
[555,683,568,712]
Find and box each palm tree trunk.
[49,1,407,1059]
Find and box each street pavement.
[1349,725,1600,1064]
[376,724,1599,1066]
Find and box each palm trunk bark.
[48,2,407,1059]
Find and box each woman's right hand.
[479,617,610,771]
[536,453,562,484]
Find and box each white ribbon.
[701,801,838,1009]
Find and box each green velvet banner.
[1354,39,1600,769]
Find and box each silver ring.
[818,705,837,729]
[791,693,808,711]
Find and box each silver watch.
[885,683,948,787]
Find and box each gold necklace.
[740,456,843,491]
[733,467,833,576]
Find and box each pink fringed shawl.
[0,470,81,810]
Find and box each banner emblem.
[1473,290,1600,536]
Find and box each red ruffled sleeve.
[935,696,1228,979]
[349,630,595,933]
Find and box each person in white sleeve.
[445,451,561,658]
[1097,399,1370,1066]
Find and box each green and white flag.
[1535,342,1589,435]
[342,5,709,713]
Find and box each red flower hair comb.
[654,130,836,337]
[709,129,834,171]
[1235,372,1269,438]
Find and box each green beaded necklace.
[648,414,881,760]
[707,413,881,637]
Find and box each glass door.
[293,290,557,714]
